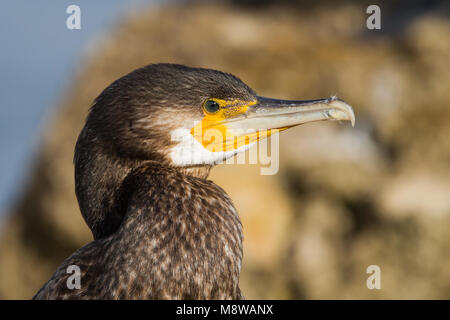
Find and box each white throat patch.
[170,128,254,166]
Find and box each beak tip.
[349,110,355,127]
[329,97,355,127]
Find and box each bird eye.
[203,100,220,114]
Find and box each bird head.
[83,63,354,168]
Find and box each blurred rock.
[0,1,449,299]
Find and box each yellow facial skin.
[190,98,277,152]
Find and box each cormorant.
[33,63,354,299]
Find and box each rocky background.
[1,0,449,299]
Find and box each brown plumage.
[33,63,355,299]
[34,163,242,299]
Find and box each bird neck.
[108,162,243,299]
[74,127,213,239]
[74,133,132,239]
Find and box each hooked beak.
[227,96,355,133]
